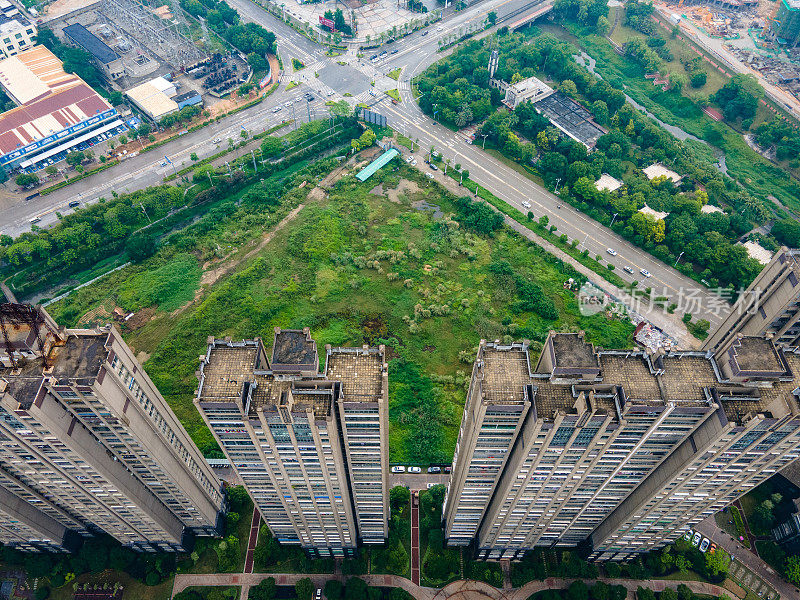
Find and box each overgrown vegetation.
[416,31,774,292]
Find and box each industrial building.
[0,303,225,552]
[444,331,800,559]
[62,23,124,81]
[195,328,389,556]
[0,0,36,59]
[125,76,179,122]
[0,45,125,173]
[703,247,800,351]
[502,76,554,109]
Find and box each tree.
[785,554,800,585]
[126,231,156,262]
[250,577,277,600]
[690,71,707,88]
[596,14,610,35]
[704,547,729,578]
[636,588,656,600]
[344,577,368,600]
[750,501,776,532]
[712,74,763,122]
[487,10,497,24]
[351,129,376,151]
[324,580,343,600]
[190,152,199,161]
[15,173,39,187]
[45,165,59,177]
[65,150,85,167]
[670,72,688,93]
[567,581,589,600]
[295,578,314,600]
[560,79,578,98]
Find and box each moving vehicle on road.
[316,590,321,600]
[68,200,80,208]
[213,138,221,143]
[272,106,282,112]
[624,266,634,274]
[522,201,531,209]
[607,248,617,256]
[691,532,701,547]
[421,30,428,36]
[408,466,421,473]
[391,466,405,473]
[640,269,652,278]
[699,538,710,553]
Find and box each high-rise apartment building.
[0,304,224,552]
[445,332,800,560]
[195,328,389,557]
[704,247,800,351]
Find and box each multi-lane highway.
[0,0,730,324]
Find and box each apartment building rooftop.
[199,342,261,401]
[271,328,318,372]
[727,336,788,377]
[598,354,662,401]
[325,347,385,402]
[479,345,531,404]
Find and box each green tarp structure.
[355,148,399,182]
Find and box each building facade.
[703,247,800,351]
[195,329,389,556]
[0,303,224,552]
[445,332,800,559]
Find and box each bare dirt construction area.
[386,179,421,203]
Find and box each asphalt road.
[0,0,731,325]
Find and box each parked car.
[709,543,717,554]
[425,172,434,179]
[640,269,652,278]
[427,483,435,489]
[391,466,405,473]
[624,266,634,274]
[408,466,421,473]
[428,466,441,473]
[607,248,617,256]
[691,532,701,547]
[390,49,399,54]
[522,201,531,209]
[429,163,438,171]
[699,537,710,553]
[682,531,692,541]
[316,590,321,600]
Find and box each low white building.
[700,204,724,214]
[126,76,179,122]
[639,205,669,220]
[643,163,682,184]
[595,173,622,192]
[503,76,554,109]
[741,240,773,265]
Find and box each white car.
[682,530,692,541]
[160,160,169,167]
[427,483,435,489]
[391,466,405,473]
[691,532,701,547]
[522,201,531,209]
[273,106,282,113]
[624,266,634,274]
[316,590,321,600]
[699,537,710,553]
[406,156,413,163]
[411,159,417,166]
[436,25,443,31]
[213,138,221,144]
[640,269,652,278]
[425,172,434,179]
[408,466,421,473]
[607,248,617,256]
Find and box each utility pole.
[306,98,312,122]
[251,149,257,172]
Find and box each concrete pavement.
[411,492,421,586]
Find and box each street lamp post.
[675,251,685,267]
[610,212,618,227]
[481,134,488,149]
[554,177,561,193]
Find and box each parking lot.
[20,122,129,174]
[729,560,780,600]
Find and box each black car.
[421,30,428,36]
[68,200,80,208]
[390,49,399,54]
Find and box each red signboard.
[319,16,335,30]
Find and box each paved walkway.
[244,508,261,574]
[411,492,421,586]
[171,572,746,600]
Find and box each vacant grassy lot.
[49,155,633,463]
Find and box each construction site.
[655,0,800,114]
